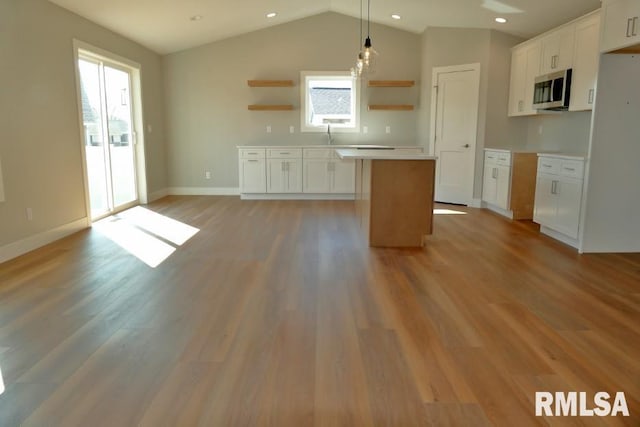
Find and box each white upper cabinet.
[601,0,640,53]
[508,41,541,116]
[539,24,576,74]
[570,12,601,111]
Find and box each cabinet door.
[508,48,528,116]
[286,159,303,193]
[554,177,584,239]
[540,25,576,74]
[332,159,356,193]
[523,42,542,115]
[240,158,266,193]
[601,0,640,53]
[570,13,601,111]
[303,159,331,193]
[267,159,286,193]
[534,173,557,226]
[496,165,511,210]
[482,164,498,204]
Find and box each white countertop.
[237,144,424,149]
[335,148,437,160]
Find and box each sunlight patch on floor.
[434,208,467,215]
[94,207,199,268]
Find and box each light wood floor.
[0,196,638,426]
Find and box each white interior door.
[431,64,480,205]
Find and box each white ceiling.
[48,0,601,55]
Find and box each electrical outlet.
[205,171,211,179]
[266,125,272,133]
[26,207,33,221]
[363,126,368,134]
[385,125,391,134]
[289,126,295,134]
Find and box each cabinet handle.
[551,55,555,69]
[542,164,552,168]
[627,18,634,37]
[633,17,639,37]
[492,167,498,179]
[247,159,259,162]
[588,89,594,104]
[551,180,557,195]
[564,167,576,172]
[280,152,290,155]
[518,100,523,112]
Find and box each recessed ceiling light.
[495,17,507,24]
[266,12,277,18]
[391,14,401,20]
[190,15,203,21]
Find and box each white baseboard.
[167,187,240,196]
[0,217,89,264]
[468,198,483,208]
[240,193,355,200]
[483,202,514,219]
[147,188,168,202]
[539,225,580,250]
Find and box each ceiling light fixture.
[190,15,203,21]
[495,17,507,23]
[391,14,401,20]
[266,12,277,18]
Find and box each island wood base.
[355,159,436,247]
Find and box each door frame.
[72,39,148,223]
[429,63,481,206]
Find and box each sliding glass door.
[78,57,137,220]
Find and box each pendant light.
[362,0,377,74]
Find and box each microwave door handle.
[549,79,555,102]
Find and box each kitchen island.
[335,148,437,248]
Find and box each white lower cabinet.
[267,159,302,193]
[534,155,585,241]
[239,149,266,193]
[303,148,355,194]
[482,149,538,220]
[238,145,418,199]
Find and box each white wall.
[162,12,422,190]
[0,0,167,250]
[581,54,640,252]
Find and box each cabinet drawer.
[560,160,584,179]
[239,148,266,159]
[267,148,302,159]
[484,151,499,164]
[538,157,561,174]
[303,148,334,159]
[496,152,511,166]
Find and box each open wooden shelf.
[368,104,414,111]
[248,104,294,111]
[368,80,415,87]
[247,80,295,87]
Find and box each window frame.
[300,71,360,133]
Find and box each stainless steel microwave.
[533,69,572,111]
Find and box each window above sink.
[300,71,360,133]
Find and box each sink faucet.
[327,123,333,145]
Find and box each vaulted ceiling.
[48,0,601,54]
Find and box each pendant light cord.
[367,0,370,37]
